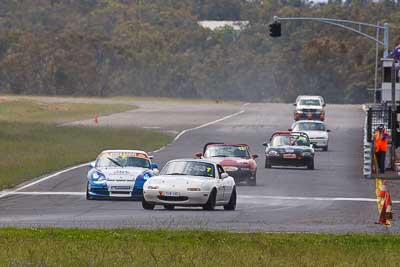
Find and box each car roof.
[272,131,292,135]
[167,158,218,165]
[270,131,310,141]
[100,149,148,155]
[206,143,249,147]
[297,95,322,100]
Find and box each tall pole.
[384,23,389,58]
[391,58,396,169]
[374,22,380,104]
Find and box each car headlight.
[147,185,159,190]
[302,152,312,157]
[296,110,304,114]
[187,188,201,191]
[91,171,106,181]
[268,150,279,156]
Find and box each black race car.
[263,131,315,170]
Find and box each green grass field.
[0,98,135,123]
[0,98,172,190]
[0,228,398,266]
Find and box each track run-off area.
[1,102,399,233]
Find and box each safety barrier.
[363,109,373,178]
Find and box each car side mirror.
[252,154,258,159]
[148,155,154,159]
[89,161,96,168]
[293,103,297,106]
[221,173,229,179]
[152,169,160,176]
[288,128,292,131]
[195,152,203,158]
[326,129,331,132]
[262,142,268,146]
[323,103,326,107]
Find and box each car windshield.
[299,99,321,106]
[161,161,215,178]
[293,122,325,131]
[204,145,250,158]
[96,152,150,168]
[271,135,310,147]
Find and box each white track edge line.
[172,103,249,143]
[0,163,89,199]
[239,195,400,203]
[0,104,249,198]
[7,192,400,203]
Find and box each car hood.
[205,157,250,166]
[146,175,211,187]
[97,167,148,181]
[300,131,328,139]
[296,105,323,110]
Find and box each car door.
[218,165,231,202]
[215,165,225,202]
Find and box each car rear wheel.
[224,187,236,210]
[164,204,175,210]
[142,200,155,210]
[265,158,271,168]
[307,159,315,170]
[203,189,216,211]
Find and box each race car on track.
[142,159,236,210]
[86,150,159,200]
[294,95,325,121]
[290,120,331,151]
[195,143,258,186]
[263,131,315,170]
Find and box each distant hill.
[0,0,399,103]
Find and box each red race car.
[195,143,258,186]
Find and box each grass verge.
[0,228,398,266]
[0,98,136,123]
[0,122,171,190]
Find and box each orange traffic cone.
[94,115,99,125]
[377,181,393,226]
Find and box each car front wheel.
[86,183,93,200]
[265,158,271,168]
[307,159,315,170]
[224,187,236,210]
[142,200,155,210]
[203,189,216,211]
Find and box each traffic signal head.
[269,21,281,37]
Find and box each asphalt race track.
[0,102,398,233]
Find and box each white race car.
[142,159,236,210]
[290,120,331,151]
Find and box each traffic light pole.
[273,16,389,57]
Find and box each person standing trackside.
[375,125,389,174]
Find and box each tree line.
[0,0,399,103]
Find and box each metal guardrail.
[363,108,372,178]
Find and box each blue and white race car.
[86,150,159,200]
